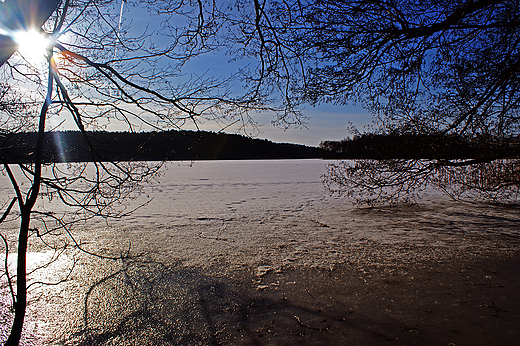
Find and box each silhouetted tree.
[240,0,520,204]
[0,1,308,344]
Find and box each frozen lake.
[128,159,336,227]
[2,158,517,267]
[1,159,519,268]
[1,159,520,345]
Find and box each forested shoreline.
[0,130,328,163]
[2,130,517,164]
[320,133,520,160]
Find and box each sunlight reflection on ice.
[1,251,74,345]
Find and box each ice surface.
[1,159,519,344]
[2,159,519,270]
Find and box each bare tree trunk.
[4,57,52,345]
[5,212,30,346]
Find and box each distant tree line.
[0,130,327,163]
[320,132,520,160]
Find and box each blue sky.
[2,1,373,148]
[109,3,373,147]
[241,104,371,146]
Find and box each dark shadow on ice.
[51,255,507,346]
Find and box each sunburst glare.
[13,29,50,66]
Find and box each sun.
[13,30,51,65]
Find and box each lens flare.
[13,30,50,65]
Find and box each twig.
[1,233,15,306]
[488,301,508,317]
[198,232,229,241]
[294,315,329,331]
[0,197,17,224]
